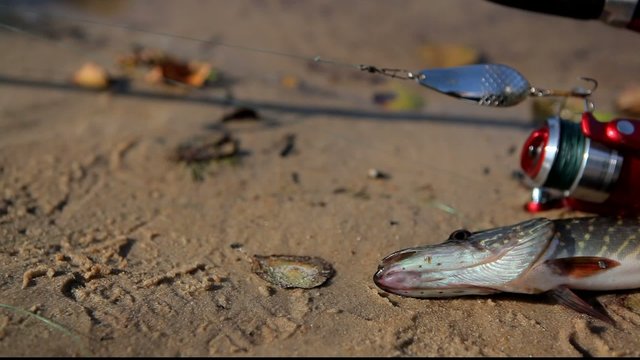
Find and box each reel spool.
[521,116,623,205]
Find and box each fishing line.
[545,120,584,189]
[0,21,111,63]
[0,4,416,80]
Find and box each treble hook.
[578,77,598,112]
[579,77,598,92]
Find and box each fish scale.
[551,217,640,259]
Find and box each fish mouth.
[373,266,444,293]
[373,267,498,297]
[372,268,393,292]
[374,249,426,292]
[373,271,416,294]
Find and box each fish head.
[373,218,556,298]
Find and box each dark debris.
[173,132,239,164]
[279,133,297,158]
[220,107,261,123]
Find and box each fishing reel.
[520,97,640,215]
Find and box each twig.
[0,303,88,355]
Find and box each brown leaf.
[418,44,481,68]
[616,84,640,116]
[72,62,111,90]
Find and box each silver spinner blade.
[415,64,531,107]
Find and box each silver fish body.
[373,217,640,322]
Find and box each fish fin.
[549,285,615,325]
[545,257,620,278]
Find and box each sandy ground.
[1,0,640,356]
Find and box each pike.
[373,217,640,324]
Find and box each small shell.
[251,255,335,289]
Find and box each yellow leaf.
[418,44,481,68]
[72,62,110,90]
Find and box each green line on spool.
[544,120,585,190]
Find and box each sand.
[1,0,640,356]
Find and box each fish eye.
[448,229,472,241]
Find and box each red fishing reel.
[520,107,640,215]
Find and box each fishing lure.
[374,216,640,323]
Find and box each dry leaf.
[280,74,301,89]
[72,62,110,89]
[373,86,425,111]
[418,44,481,68]
[186,62,212,87]
[119,48,213,88]
[145,60,212,87]
[616,84,640,116]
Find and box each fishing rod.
[487,0,640,33]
